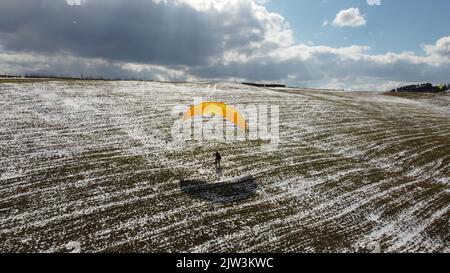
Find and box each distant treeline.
[0,73,152,81]
[391,83,449,93]
[242,82,286,88]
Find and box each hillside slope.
[0,81,448,252]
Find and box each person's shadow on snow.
[180,176,257,204]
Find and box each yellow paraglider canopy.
[182,102,248,130]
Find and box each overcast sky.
[0,0,449,90]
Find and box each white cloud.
[193,35,450,90]
[423,36,450,58]
[367,0,381,6]
[331,7,367,28]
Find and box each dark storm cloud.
[0,0,264,66]
[192,58,314,82]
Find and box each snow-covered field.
[0,80,449,253]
